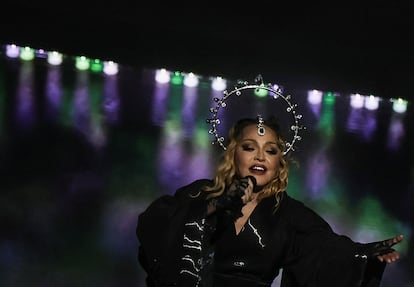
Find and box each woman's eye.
[242,145,254,151]
[267,149,278,155]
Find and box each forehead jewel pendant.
[257,115,265,136]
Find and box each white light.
[47,51,63,65]
[155,69,170,83]
[307,90,323,105]
[269,84,283,98]
[272,84,283,93]
[183,72,199,87]
[211,77,226,91]
[364,95,380,110]
[5,44,20,58]
[103,61,119,75]
[392,98,408,113]
[350,93,364,109]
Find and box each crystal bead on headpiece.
[206,75,304,155]
[257,115,266,136]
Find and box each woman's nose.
[254,153,265,161]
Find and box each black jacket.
[136,179,386,287]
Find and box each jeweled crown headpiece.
[206,75,304,155]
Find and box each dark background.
[1,1,413,101]
[0,2,413,286]
[0,56,413,286]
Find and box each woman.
[136,116,403,287]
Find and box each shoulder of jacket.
[174,178,213,199]
[278,193,312,219]
[283,193,306,208]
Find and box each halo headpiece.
[206,75,304,155]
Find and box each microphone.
[246,176,258,193]
[233,175,257,196]
[215,175,258,220]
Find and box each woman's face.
[234,124,281,187]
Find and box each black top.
[136,179,386,287]
[213,195,285,286]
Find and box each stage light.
[47,51,63,65]
[5,44,20,58]
[308,90,323,105]
[211,77,226,91]
[20,46,35,61]
[35,49,48,59]
[364,95,379,110]
[323,92,336,105]
[268,84,283,99]
[75,56,90,70]
[103,61,119,75]
[272,84,283,93]
[90,59,103,73]
[170,71,184,85]
[350,93,364,109]
[392,98,408,113]
[254,85,268,97]
[155,69,171,83]
[183,73,199,87]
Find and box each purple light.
[15,62,35,129]
[103,74,120,125]
[5,44,20,58]
[181,85,197,138]
[45,66,63,122]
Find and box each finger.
[241,194,250,204]
[388,234,404,247]
[242,190,252,203]
[241,188,249,202]
[246,188,253,200]
[381,236,397,248]
[242,180,253,192]
[395,234,404,243]
[228,182,238,193]
[246,176,257,188]
[238,181,249,191]
[245,186,256,201]
[377,250,400,263]
[238,176,256,190]
[379,252,400,263]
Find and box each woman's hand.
[357,234,403,263]
[376,234,404,263]
[238,176,256,204]
[208,176,256,220]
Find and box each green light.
[355,195,409,253]
[90,59,103,73]
[194,123,210,149]
[317,91,336,142]
[20,47,35,61]
[285,163,302,199]
[315,182,348,215]
[254,86,268,98]
[170,71,184,85]
[323,92,336,105]
[89,75,104,146]
[75,56,90,70]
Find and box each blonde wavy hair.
[203,116,289,209]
